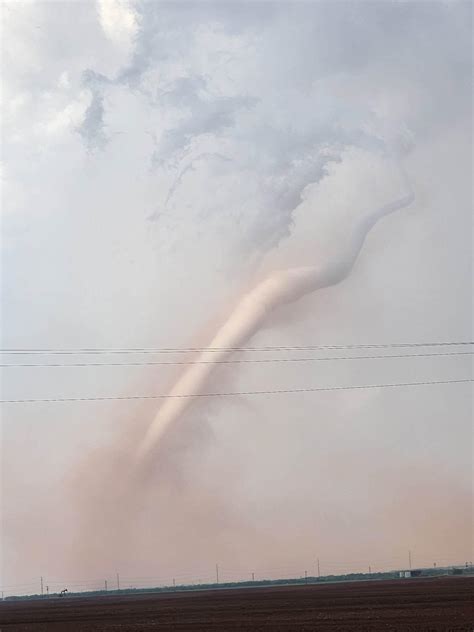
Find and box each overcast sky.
[1,1,472,593]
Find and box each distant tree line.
[4,566,471,601]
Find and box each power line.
[2,557,471,595]
[1,378,471,404]
[1,350,472,368]
[0,341,472,355]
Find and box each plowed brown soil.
[0,576,473,631]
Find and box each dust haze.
[1,1,472,591]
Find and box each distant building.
[399,570,422,578]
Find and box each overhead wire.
[1,340,472,355]
[1,350,472,367]
[2,377,472,404]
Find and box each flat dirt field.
[0,576,473,631]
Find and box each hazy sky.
[1,1,472,594]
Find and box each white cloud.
[97,0,138,49]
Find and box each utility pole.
[116,573,120,591]
[216,564,219,584]
[408,551,412,570]
[304,570,307,584]
[317,558,320,578]
[40,577,43,596]
[173,578,175,588]
[252,572,254,582]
